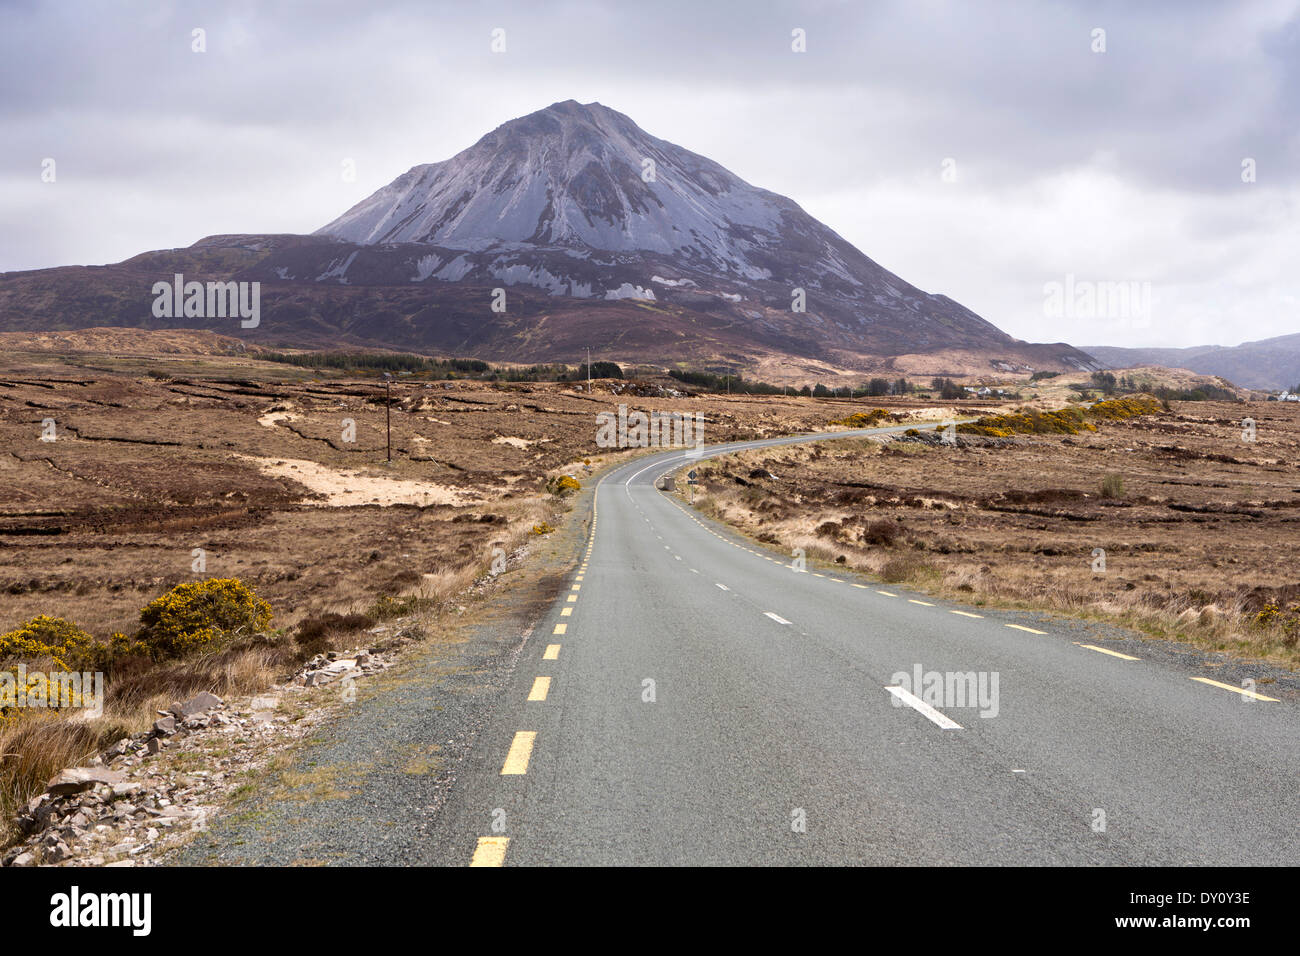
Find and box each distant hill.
[1083,332,1300,391]
[0,327,249,356]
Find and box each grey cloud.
[0,0,1296,346]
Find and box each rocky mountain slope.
[0,101,1098,378]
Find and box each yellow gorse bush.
[136,578,272,660]
[958,393,1162,438]
[546,474,581,498]
[0,617,100,722]
[1088,394,1164,419]
[831,409,891,428]
[0,616,95,670]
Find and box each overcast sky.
[1,0,1296,348]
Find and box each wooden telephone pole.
[384,373,392,462]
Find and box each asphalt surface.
[421,423,1300,866]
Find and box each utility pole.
[587,347,591,393]
[384,372,392,462]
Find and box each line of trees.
[929,377,964,400]
[1079,370,1237,402]
[667,369,785,394]
[261,351,631,382]
[261,351,491,375]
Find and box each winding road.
[423,423,1299,866]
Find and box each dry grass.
[0,713,133,841]
[0,494,551,849]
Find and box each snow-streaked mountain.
[0,100,1100,376]
[320,100,828,274]
[312,100,1081,364]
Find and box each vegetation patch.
[830,409,891,429]
[958,393,1162,437]
[136,579,273,661]
[545,474,581,498]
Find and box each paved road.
[424,424,1300,866]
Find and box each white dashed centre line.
[886,686,963,730]
[764,612,791,625]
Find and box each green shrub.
[365,595,428,621]
[136,578,272,660]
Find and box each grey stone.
[153,716,176,736]
[104,738,131,760]
[46,767,126,797]
[173,691,223,717]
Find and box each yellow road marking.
[500,731,537,774]
[572,584,581,591]
[1190,677,1280,702]
[950,610,982,618]
[553,623,567,635]
[908,599,934,606]
[527,676,551,701]
[812,573,826,578]
[566,594,577,603]
[561,607,573,617]
[851,583,868,589]
[1075,642,1139,661]
[877,590,896,597]
[543,644,561,660]
[1006,624,1047,635]
[575,575,584,581]
[470,836,509,867]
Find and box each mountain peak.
[315,99,762,254]
[305,101,1093,367]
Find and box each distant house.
[1275,390,1300,402]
